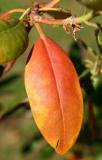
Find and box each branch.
[42,0,60,9]
[32,15,64,25]
[32,11,98,27]
[34,22,45,39]
[76,11,94,23]
[0,61,15,79]
[0,8,25,19]
[0,99,30,121]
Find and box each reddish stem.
[32,15,64,25]
[0,8,25,19]
[42,0,60,8]
[34,22,45,39]
[0,61,15,79]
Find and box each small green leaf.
[0,19,28,64]
[98,30,102,47]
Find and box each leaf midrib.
[42,37,65,148]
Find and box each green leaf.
[76,0,102,10]
[92,74,102,106]
[0,19,28,64]
[98,30,102,47]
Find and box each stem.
[84,21,98,29]
[0,99,29,121]
[19,8,31,20]
[0,61,14,79]
[0,8,26,19]
[76,11,94,23]
[39,6,70,16]
[32,11,96,27]
[33,15,64,25]
[42,0,60,9]
[34,22,45,39]
[39,7,61,12]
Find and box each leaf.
[76,0,102,10]
[92,75,102,107]
[25,36,83,154]
[0,19,28,64]
[42,10,71,19]
[98,30,102,47]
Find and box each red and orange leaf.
[25,36,83,154]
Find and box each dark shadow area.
[69,42,94,96]
[0,101,30,121]
[22,132,42,154]
[92,80,102,107]
[0,74,20,87]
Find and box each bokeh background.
[0,0,102,160]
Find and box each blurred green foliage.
[0,0,102,160]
